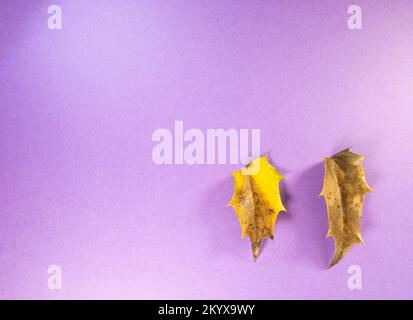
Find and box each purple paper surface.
[1,0,412,299]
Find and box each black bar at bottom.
[0,300,409,318]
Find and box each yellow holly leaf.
[228,155,286,261]
[320,148,373,268]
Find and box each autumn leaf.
[320,148,373,268]
[228,155,286,261]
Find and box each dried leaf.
[320,148,373,268]
[228,155,286,260]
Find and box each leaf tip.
[328,251,344,268]
[251,242,261,261]
[328,260,338,269]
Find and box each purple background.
[1,0,412,299]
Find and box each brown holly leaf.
[228,155,286,261]
[320,148,373,268]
